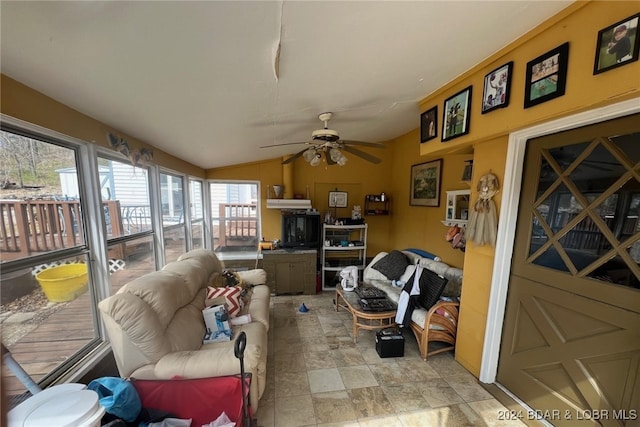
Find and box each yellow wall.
[416,0,640,376]
[418,1,639,155]
[0,75,205,177]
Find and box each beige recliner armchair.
[98,249,270,410]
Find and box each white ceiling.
[1,1,572,169]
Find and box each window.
[528,132,640,288]
[0,128,101,398]
[189,179,205,250]
[98,155,157,293]
[160,172,186,263]
[209,181,259,252]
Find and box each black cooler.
[375,329,404,358]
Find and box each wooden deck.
[2,292,95,396]
[1,255,155,401]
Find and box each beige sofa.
[98,249,270,410]
[363,250,463,360]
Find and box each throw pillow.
[371,250,409,280]
[206,286,243,317]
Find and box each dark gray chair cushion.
[371,250,409,280]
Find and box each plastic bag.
[87,377,142,422]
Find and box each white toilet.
[7,383,105,427]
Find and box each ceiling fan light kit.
[261,112,385,166]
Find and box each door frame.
[479,97,640,384]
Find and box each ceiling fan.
[260,112,385,166]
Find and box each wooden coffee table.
[335,284,397,343]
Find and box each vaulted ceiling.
[1,1,572,169]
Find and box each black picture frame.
[410,159,442,207]
[442,86,472,142]
[593,13,640,75]
[524,42,569,109]
[420,106,438,143]
[481,61,513,114]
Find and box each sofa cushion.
[240,285,270,331]
[237,269,267,286]
[371,250,410,280]
[206,286,243,317]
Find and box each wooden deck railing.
[217,203,258,248]
[1,200,260,261]
[0,200,123,261]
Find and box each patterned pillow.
[206,286,243,317]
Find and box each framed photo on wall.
[524,42,569,108]
[420,106,438,143]
[481,61,513,114]
[442,86,472,142]
[410,159,442,207]
[593,13,640,75]
[328,191,347,208]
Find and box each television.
[281,212,321,248]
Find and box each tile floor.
[253,292,528,427]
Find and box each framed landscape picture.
[593,13,640,75]
[410,159,442,207]
[420,106,438,143]
[481,61,513,114]
[442,86,472,142]
[524,42,569,108]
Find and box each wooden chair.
[410,299,460,360]
[408,268,460,360]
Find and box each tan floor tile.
[275,351,306,372]
[254,398,275,427]
[368,361,412,386]
[311,390,358,424]
[445,373,494,402]
[396,358,441,381]
[305,350,338,369]
[415,378,465,408]
[273,339,304,355]
[304,341,332,352]
[332,347,366,367]
[308,367,346,393]
[275,394,316,426]
[317,422,361,427]
[467,398,528,426]
[357,414,404,426]
[427,352,474,377]
[381,383,430,413]
[347,386,395,418]
[275,370,311,398]
[339,365,379,389]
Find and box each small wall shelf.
[364,194,389,215]
[442,189,471,228]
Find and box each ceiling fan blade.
[340,140,386,148]
[261,141,311,148]
[341,145,382,164]
[281,147,308,164]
